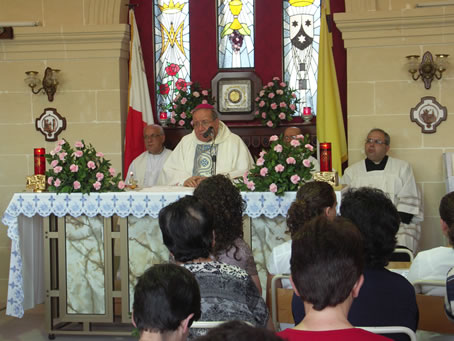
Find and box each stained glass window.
[218,0,255,69]
[283,0,320,115]
[154,0,191,113]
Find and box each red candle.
[319,142,332,172]
[159,112,167,120]
[303,107,312,116]
[34,148,46,175]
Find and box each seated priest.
[125,124,171,187]
[158,104,254,187]
[340,128,422,252]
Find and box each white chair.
[393,247,414,262]
[270,274,293,331]
[358,326,416,341]
[191,320,253,329]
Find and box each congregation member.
[266,181,336,289]
[283,126,320,171]
[292,187,418,341]
[193,174,261,294]
[195,320,284,341]
[132,263,201,341]
[340,128,422,252]
[125,124,171,187]
[445,267,454,320]
[407,191,454,296]
[158,104,254,187]
[158,195,270,338]
[278,216,391,341]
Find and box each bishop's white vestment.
[341,156,423,252]
[126,148,171,187]
[158,121,254,186]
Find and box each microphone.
[202,126,214,138]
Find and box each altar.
[2,187,342,337]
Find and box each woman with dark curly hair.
[194,174,261,293]
[266,181,337,288]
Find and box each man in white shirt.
[126,124,171,187]
[158,104,254,187]
[341,128,422,252]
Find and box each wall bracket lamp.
[406,51,449,89]
[25,67,60,101]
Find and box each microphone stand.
[209,132,217,176]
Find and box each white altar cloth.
[2,187,305,318]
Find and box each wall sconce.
[406,51,449,89]
[25,67,60,101]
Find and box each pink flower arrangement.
[237,133,315,195]
[45,139,124,194]
[169,82,215,129]
[254,77,300,128]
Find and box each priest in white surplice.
[341,128,422,252]
[125,124,171,187]
[158,104,254,187]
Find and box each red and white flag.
[124,9,154,175]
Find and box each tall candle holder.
[302,107,313,124]
[313,142,339,186]
[26,148,47,192]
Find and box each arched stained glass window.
[154,0,191,112]
[218,0,255,69]
[283,0,320,115]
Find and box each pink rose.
[259,100,265,108]
[266,121,273,127]
[255,110,260,116]
[291,175,301,184]
[181,97,187,104]
[286,157,296,164]
[279,113,286,120]
[274,144,283,153]
[171,111,176,118]
[187,81,193,86]
[202,99,208,104]
[53,166,63,174]
[268,82,274,87]
[51,160,59,168]
[276,89,283,95]
[73,181,81,190]
[170,118,176,124]
[269,135,279,142]
[280,82,286,87]
[243,171,249,184]
[74,150,83,158]
[50,150,56,156]
[269,183,277,193]
[292,93,297,98]
[279,102,287,108]
[58,139,66,145]
[303,159,312,167]
[259,90,265,97]
[273,76,280,81]
[261,113,267,119]
[74,141,84,148]
[87,161,96,170]
[271,103,278,110]
[275,164,285,172]
[118,181,125,190]
[96,152,104,158]
[59,152,67,161]
[290,139,301,147]
[263,85,268,89]
[260,167,268,176]
[70,164,79,172]
[268,93,275,99]
[202,90,208,96]
[96,172,104,181]
[290,104,296,111]
[255,97,260,101]
[182,87,188,92]
[305,144,314,152]
[93,181,101,190]
[256,157,265,166]
[247,180,255,191]
[193,91,200,98]
[259,151,267,158]
[181,112,187,119]
[54,145,62,153]
[178,120,185,126]
[54,178,61,187]
[109,167,116,176]
[297,134,304,139]
[47,177,53,185]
